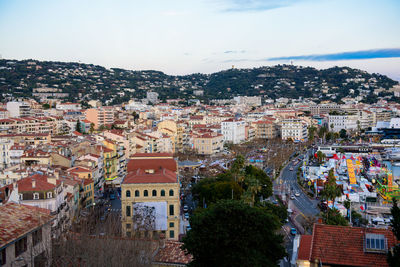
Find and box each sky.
[0,0,399,80]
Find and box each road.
[277,154,320,218]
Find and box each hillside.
[0,59,398,105]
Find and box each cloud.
[224,50,246,54]
[267,48,400,61]
[221,0,300,12]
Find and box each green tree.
[89,123,95,134]
[323,208,348,226]
[76,119,82,133]
[388,199,400,266]
[182,200,286,267]
[320,169,342,205]
[42,103,50,109]
[316,150,326,164]
[339,129,347,139]
[308,126,317,141]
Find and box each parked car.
[290,195,295,200]
[184,213,190,220]
[183,205,189,212]
[290,228,297,235]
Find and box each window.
[33,193,39,200]
[169,230,175,239]
[152,190,157,197]
[135,190,139,197]
[144,190,148,197]
[126,206,131,217]
[19,194,23,200]
[15,236,27,257]
[126,223,131,229]
[169,222,174,228]
[47,192,52,198]
[169,189,174,197]
[161,190,165,196]
[0,248,6,266]
[126,231,131,237]
[126,190,131,197]
[365,233,386,252]
[169,205,174,216]
[32,228,42,246]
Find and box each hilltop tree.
[182,200,286,267]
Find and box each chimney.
[159,232,166,248]
[32,179,36,188]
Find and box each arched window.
[47,192,52,198]
[169,189,174,197]
[126,190,131,197]
[135,190,139,197]
[152,190,157,197]
[33,193,39,200]
[161,190,165,197]
[144,190,148,197]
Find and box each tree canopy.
[182,199,286,267]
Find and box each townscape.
[1,63,400,266]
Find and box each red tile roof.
[153,240,192,265]
[0,203,54,248]
[123,168,177,184]
[297,235,312,260]
[299,224,398,267]
[127,158,177,173]
[18,174,58,192]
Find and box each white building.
[6,101,31,118]
[328,114,358,132]
[281,118,308,142]
[233,96,262,107]
[0,138,13,169]
[221,119,246,144]
[146,92,159,104]
[56,102,82,111]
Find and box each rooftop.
[0,203,54,248]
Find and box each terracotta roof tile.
[0,203,54,248]
[153,240,192,265]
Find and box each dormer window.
[145,169,155,174]
[365,233,386,253]
[33,193,39,200]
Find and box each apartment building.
[122,153,180,240]
[310,103,341,115]
[56,102,81,111]
[221,119,246,144]
[6,101,31,118]
[328,113,358,132]
[85,107,115,129]
[193,132,224,155]
[252,120,279,139]
[281,118,308,142]
[0,138,13,169]
[0,203,54,267]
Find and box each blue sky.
[0,0,399,80]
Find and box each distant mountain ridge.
[0,59,398,105]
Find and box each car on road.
[289,167,294,171]
[290,228,297,235]
[183,205,189,212]
[184,213,190,220]
[290,195,295,200]
[295,192,300,197]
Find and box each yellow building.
[157,120,187,153]
[82,178,95,207]
[193,132,224,155]
[67,166,94,180]
[121,153,180,240]
[102,140,118,182]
